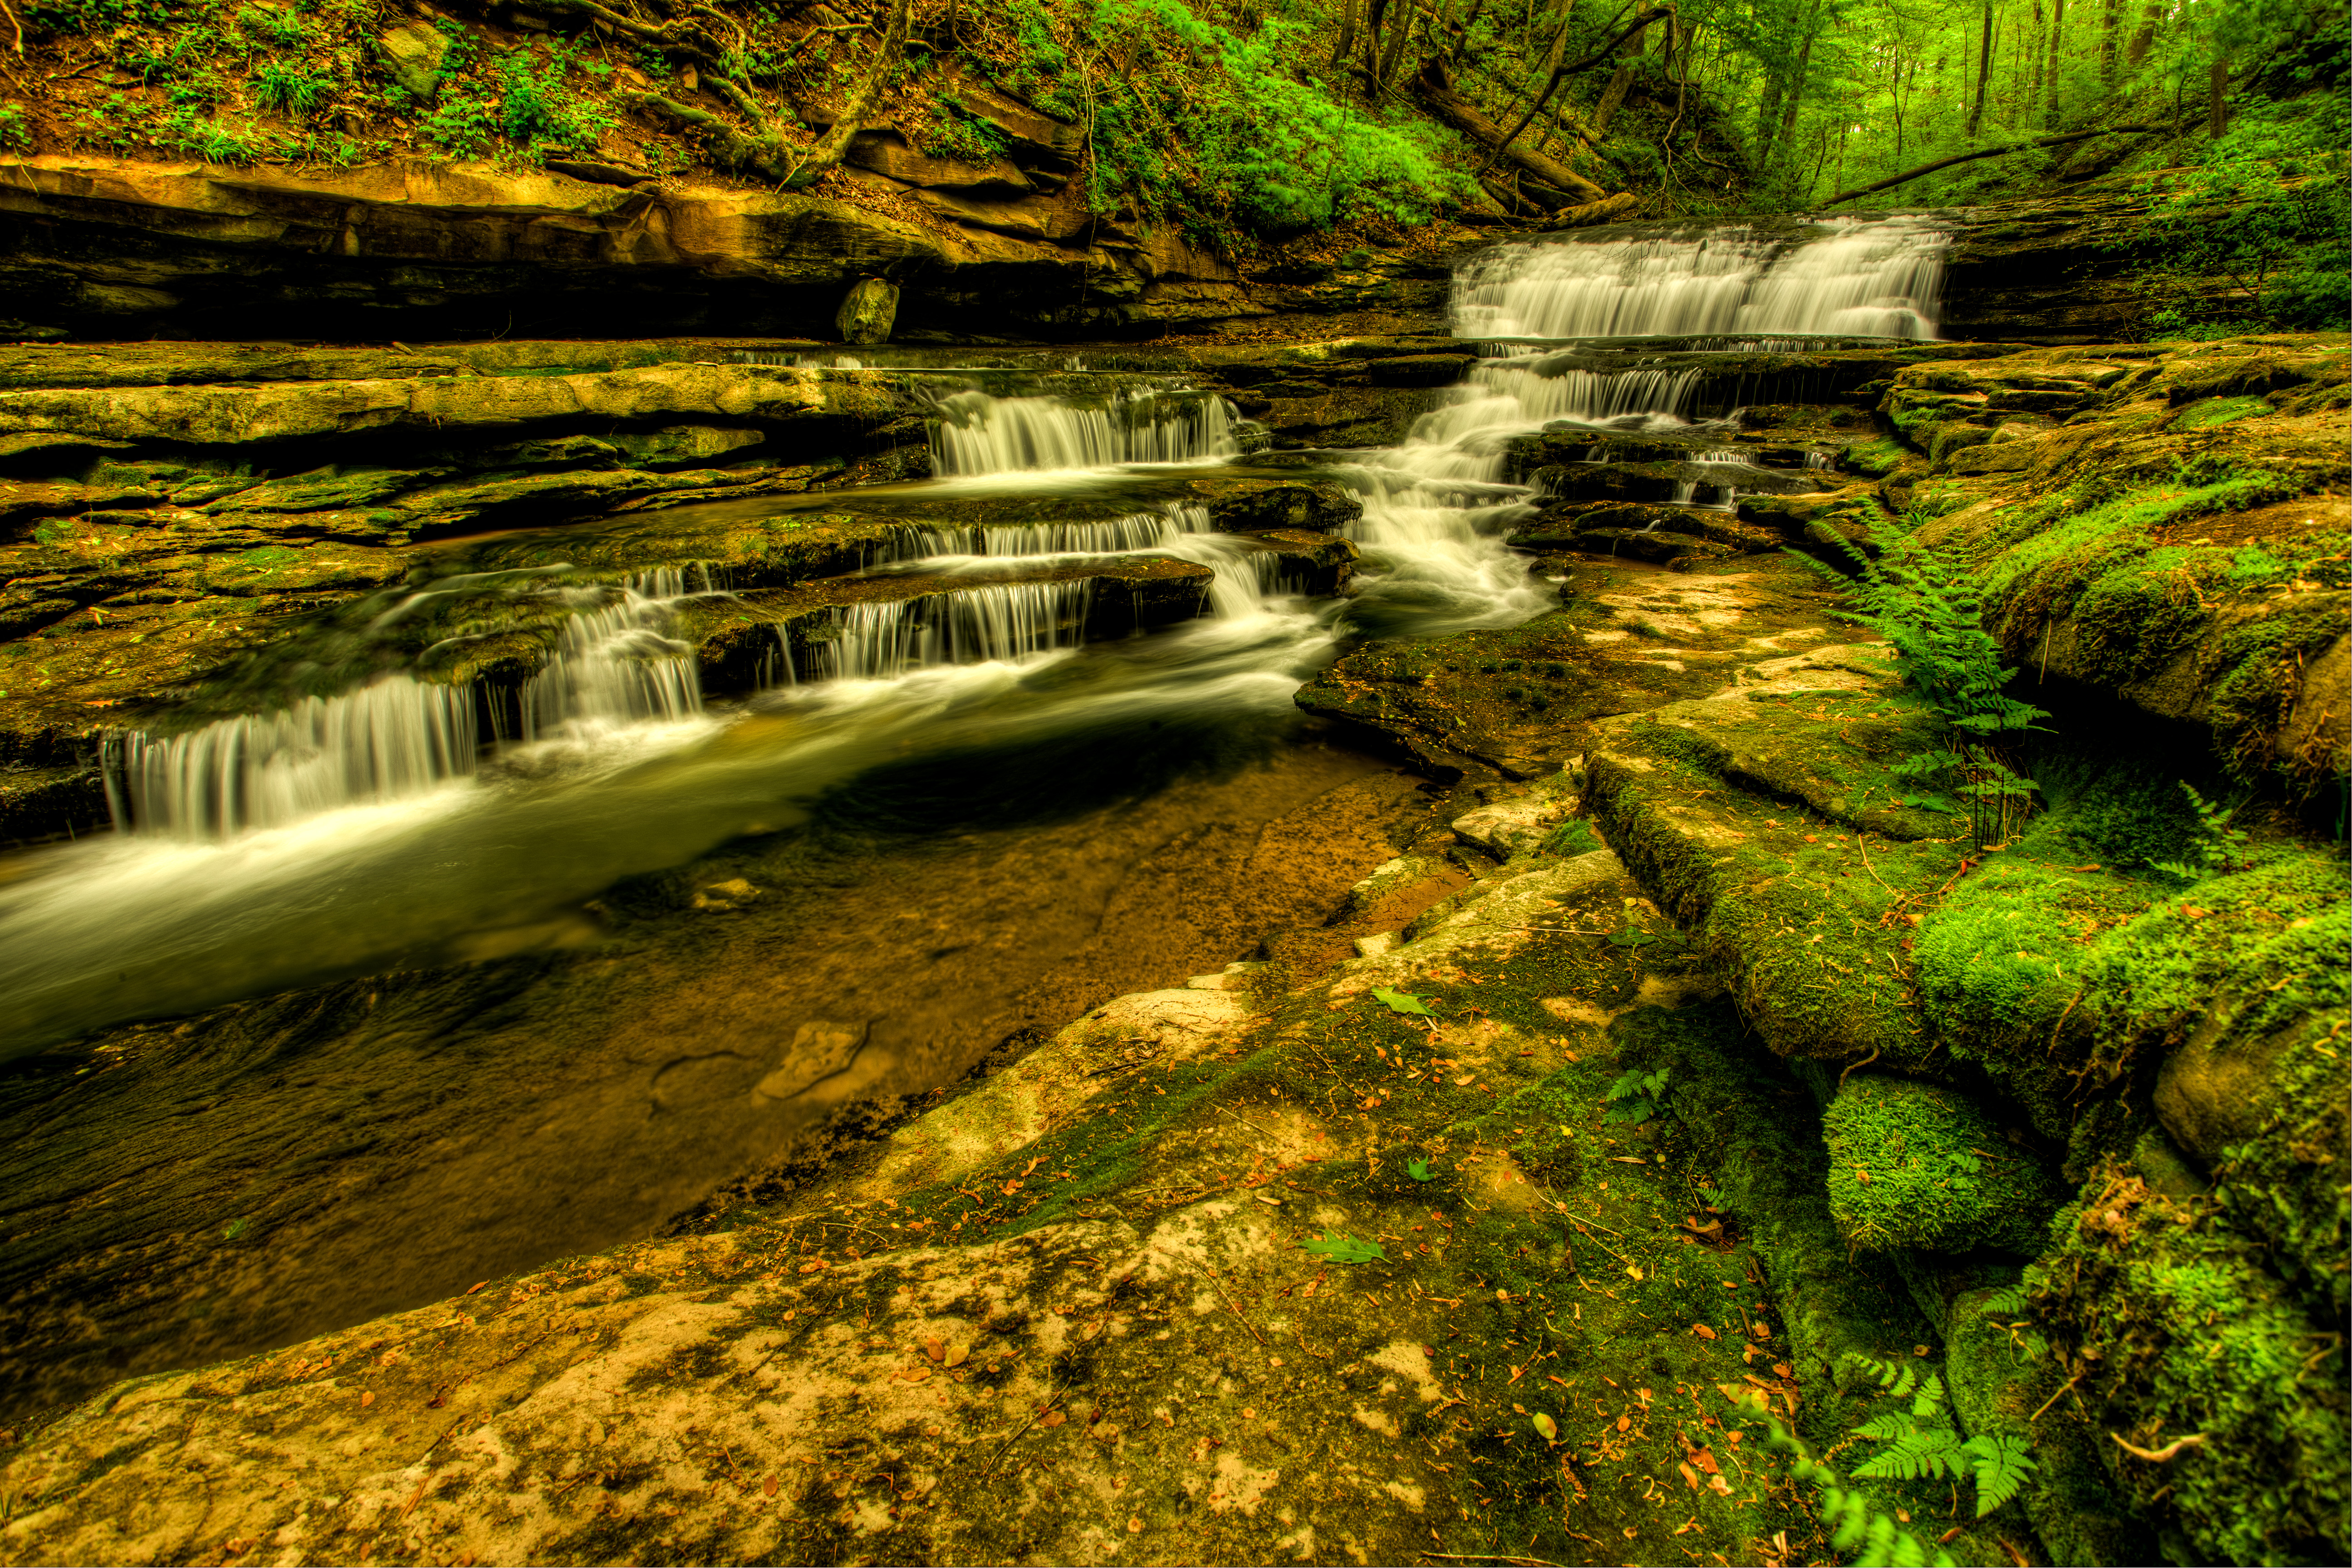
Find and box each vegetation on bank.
[1,0,2343,326]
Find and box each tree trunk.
[2028,0,2045,97]
[2099,0,2120,86]
[1378,0,1421,86]
[789,0,911,187]
[2045,0,2065,124]
[1334,0,1358,69]
[1415,54,1608,203]
[1588,18,1648,139]
[2126,0,2159,66]
[2208,55,2228,137]
[1967,0,1994,137]
[1774,5,1820,172]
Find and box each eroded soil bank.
[0,310,2345,1568]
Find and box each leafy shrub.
[496,39,617,156]
[0,103,28,151]
[254,59,333,117]
[988,0,1473,238]
[231,2,309,49]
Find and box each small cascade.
[785,579,1096,682]
[863,505,1274,625]
[107,676,477,838]
[929,389,1238,475]
[1454,216,1950,341]
[515,570,706,740]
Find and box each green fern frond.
[1910,1371,1949,1420]
[1963,1433,2037,1515]
[1854,1412,1917,1441]
[1852,1426,1967,1481]
[1980,1284,2029,1316]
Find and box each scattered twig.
[1420,1553,1568,1567]
[1854,833,1896,895]
[2028,1368,2086,1423]
[2110,1431,2207,1463]
[1835,1045,1882,1093]
[1207,1272,1268,1347]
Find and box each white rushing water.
[930,389,1238,475]
[1453,216,1950,341]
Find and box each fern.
[1837,1352,2037,1522]
[1751,1416,1957,1568]
[1852,1425,1967,1482]
[1979,1284,2029,1316]
[1965,1433,2036,1517]
[1793,513,2049,846]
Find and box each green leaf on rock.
[1302,1231,1385,1265]
[1372,987,1434,1016]
[1406,1157,1436,1182]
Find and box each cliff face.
[0,154,2217,347]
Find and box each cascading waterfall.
[866,503,1274,624]
[785,579,1097,682]
[516,569,707,740]
[106,676,478,838]
[1451,216,1950,341]
[929,389,1238,475]
[1339,216,1950,630]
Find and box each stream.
[0,216,1951,1423]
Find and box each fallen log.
[1819,122,2179,207]
[1413,55,1608,206]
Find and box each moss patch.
[1823,1075,2061,1254]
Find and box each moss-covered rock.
[1823,1075,2061,1254]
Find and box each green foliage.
[496,39,616,155]
[1405,1156,1436,1182]
[254,59,334,118]
[1823,1075,2063,1252]
[1841,1353,2036,1517]
[231,3,309,49]
[2134,93,2351,333]
[987,0,1473,238]
[1798,512,2047,845]
[1539,818,1602,857]
[31,518,79,547]
[1746,1404,1957,1567]
[917,89,1012,164]
[0,103,28,151]
[1371,986,1434,1017]
[2148,782,2254,881]
[1602,1066,1669,1126]
[1301,1230,1384,1264]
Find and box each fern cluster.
[1841,1353,2035,1514]
[1734,1352,2036,1567]
[1796,514,2049,847]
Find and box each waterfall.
[107,676,477,838]
[929,389,1238,475]
[785,579,1098,682]
[1452,216,1950,341]
[516,571,706,740]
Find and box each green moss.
[2034,1174,2350,1565]
[1841,436,1910,478]
[2167,394,2274,430]
[1822,1075,2061,1253]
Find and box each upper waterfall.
[930,389,1239,475]
[1453,216,1951,341]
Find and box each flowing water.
[0,215,1951,1420]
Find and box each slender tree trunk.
[2208,55,2228,137]
[2126,0,2159,66]
[1334,0,1359,69]
[1378,0,1421,85]
[2045,0,2065,123]
[1966,0,1994,136]
[1776,8,1820,171]
[2099,0,2120,86]
[1588,17,1649,139]
[2028,0,2044,97]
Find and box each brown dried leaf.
[1691,1323,1718,1341]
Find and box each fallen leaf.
[464,1281,489,1295]
[360,1391,375,1408]
[1692,1447,1720,1475]
[923,1338,945,1363]
[1532,1412,1558,1441]
[1372,987,1435,1016]
[1624,1262,1644,1281]
[1608,1156,1648,1165]
[1678,1461,1699,1490]
[1040,1410,1066,1428]
[763,1475,779,1497]
[1707,1473,1732,1496]
[1773,1362,1793,1379]
[1617,1415,1631,1433]
[1691,1323,1718,1341]
[945,1344,969,1368]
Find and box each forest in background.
[0,0,2343,330]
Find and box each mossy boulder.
[1822,1075,2061,1254]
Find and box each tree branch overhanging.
[1482,5,1674,176]
[1819,122,2179,207]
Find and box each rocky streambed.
[0,218,2344,1568]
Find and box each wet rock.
[376,21,449,101]
[1448,773,1578,859]
[837,277,901,345]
